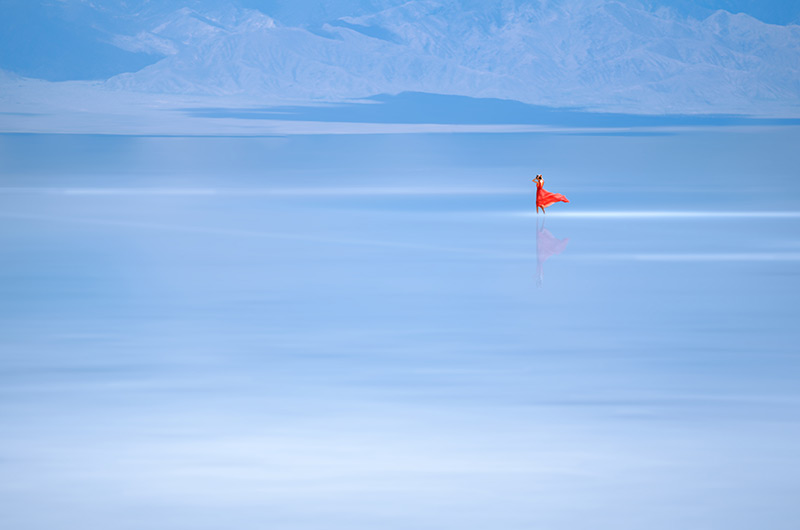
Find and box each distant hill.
[1,0,799,114]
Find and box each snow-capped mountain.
[2,0,799,114]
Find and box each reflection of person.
[533,174,569,214]
[536,218,569,287]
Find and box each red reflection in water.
[536,221,569,287]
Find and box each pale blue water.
[1,129,800,529]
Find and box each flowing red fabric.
[536,181,569,209]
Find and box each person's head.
[532,174,543,182]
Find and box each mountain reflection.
[536,219,569,287]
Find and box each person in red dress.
[533,174,569,214]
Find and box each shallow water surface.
[1,131,799,529]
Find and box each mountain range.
[1,0,799,114]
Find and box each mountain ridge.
[1,0,798,115]
[101,0,799,114]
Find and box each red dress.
[537,180,569,209]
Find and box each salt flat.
[1,129,799,529]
